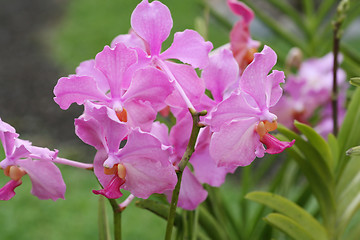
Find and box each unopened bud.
[346,145,360,156]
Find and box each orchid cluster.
[0,0,294,210]
[272,52,348,137]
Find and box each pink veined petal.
[169,114,192,157]
[18,158,66,201]
[165,167,208,210]
[150,122,171,147]
[191,142,236,187]
[131,0,173,56]
[240,45,278,110]
[227,0,254,24]
[111,31,147,52]
[122,67,173,109]
[95,44,138,99]
[124,100,157,132]
[75,103,128,153]
[164,61,205,108]
[53,75,109,110]
[122,158,177,199]
[229,21,251,70]
[0,180,22,201]
[118,128,171,167]
[75,117,105,150]
[266,70,285,107]
[76,60,110,93]
[210,92,260,132]
[210,118,261,167]
[0,118,16,133]
[160,30,213,69]
[1,131,17,158]
[93,175,124,199]
[261,133,295,154]
[202,49,239,103]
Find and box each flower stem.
[164,109,207,240]
[52,157,93,170]
[108,198,122,240]
[332,0,349,136]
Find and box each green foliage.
[246,192,327,240]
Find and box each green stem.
[164,109,207,240]
[108,198,122,240]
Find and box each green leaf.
[246,191,327,240]
[198,206,229,240]
[263,213,314,240]
[338,88,360,174]
[328,134,339,168]
[98,196,111,240]
[277,126,336,222]
[294,121,333,170]
[349,77,360,87]
[336,156,360,235]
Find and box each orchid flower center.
[116,109,128,122]
[256,120,278,139]
[244,48,257,65]
[3,166,26,181]
[104,163,126,180]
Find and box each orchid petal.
[210,118,260,167]
[93,175,124,199]
[261,133,295,154]
[18,158,66,201]
[76,60,110,93]
[161,30,213,69]
[164,62,205,108]
[166,168,207,210]
[95,44,137,98]
[202,49,239,102]
[111,31,147,52]
[53,75,109,110]
[227,0,254,24]
[266,70,285,107]
[0,180,22,200]
[210,92,259,132]
[122,67,173,109]
[240,45,278,110]
[131,0,172,56]
[124,100,157,132]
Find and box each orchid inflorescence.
[0,0,294,211]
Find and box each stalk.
[164,109,207,240]
[108,198,122,240]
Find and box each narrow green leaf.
[338,88,360,178]
[98,196,111,240]
[328,134,339,169]
[246,191,327,240]
[336,156,360,234]
[277,127,336,222]
[350,77,360,87]
[263,213,314,240]
[135,199,181,227]
[294,121,333,170]
[198,206,229,240]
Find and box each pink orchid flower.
[209,46,294,167]
[271,53,347,134]
[54,43,173,131]
[112,0,213,109]
[75,102,177,199]
[228,0,260,72]
[0,118,66,201]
